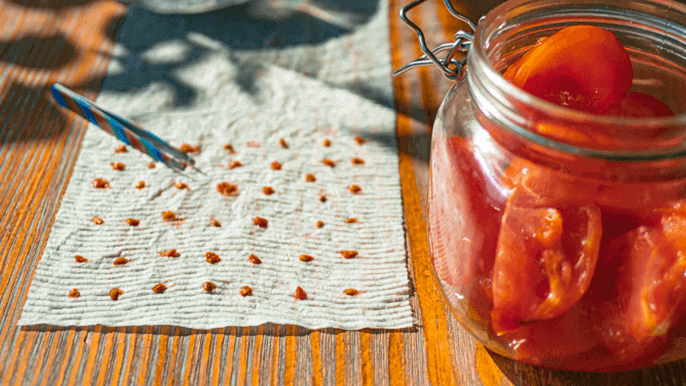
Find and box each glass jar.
[426,0,686,372]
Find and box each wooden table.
[1,0,686,384]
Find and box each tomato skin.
[491,161,602,334]
[577,210,686,366]
[429,137,502,320]
[578,227,668,365]
[492,201,602,333]
[503,25,633,113]
[503,37,548,80]
[596,180,686,224]
[500,158,599,207]
[634,214,686,339]
[601,92,674,118]
[502,301,597,360]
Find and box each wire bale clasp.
[392,0,478,80]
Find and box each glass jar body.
[427,0,686,372]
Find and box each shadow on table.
[96,0,378,104]
[21,323,418,338]
[5,0,93,8]
[0,0,389,145]
[0,35,76,69]
[0,3,122,145]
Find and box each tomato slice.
[601,92,675,118]
[577,205,686,364]
[528,92,675,147]
[503,25,633,113]
[492,199,602,333]
[629,213,686,340]
[500,301,603,368]
[429,137,502,321]
[491,160,602,334]
[499,157,599,206]
[596,180,686,222]
[503,37,547,80]
[576,225,672,365]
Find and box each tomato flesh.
[491,162,602,334]
[429,137,502,322]
[630,212,686,340]
[500,301,603,368]
[602,92,675,118]
[503,25,633,113]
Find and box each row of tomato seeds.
[67,284,349,301]
[69,247,360,300]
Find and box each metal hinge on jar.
[392,0,477,80]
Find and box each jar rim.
[471,0,686,129]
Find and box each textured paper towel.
[19,0,413,329]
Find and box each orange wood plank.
[388,0,464,383]
[3,329,33,386]
[119,330,140,384]
[65,328,92,386]
[182,330,199,386]
[237,327,251,386]
[387,332,406,386]
[198,330,214,386]
[311,331,323,386]
[94,331,117,386]
[250,325,265,386]
[2,111,86,383]
[49,328,81,386]
[28,326,58,386]
[223,327,238,384]
[81,326,105,384]
[0,2,124,385]
[269,325,282,386]
[335,331,345,386]
[211,329,225,386]
[152,326,171,386]
[108,328,128,386]
[167,326,182,382]
[283,325,297,386]
[136,326,155,383]
[360,331,373,386]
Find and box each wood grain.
[1,0,686,384]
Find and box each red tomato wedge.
[624,212,686,341]
[583,203,686,353]
[429,137,501,320]
[492,160,602,334]
[578,220,683,366]
[523,92,674,148]
[503,25,633,113]
[500,301,603,368]
[602,92,674,118]
[596,180,686,223]
[492,200,602,333]
[499,157,599,206]
[504,37,548,79]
